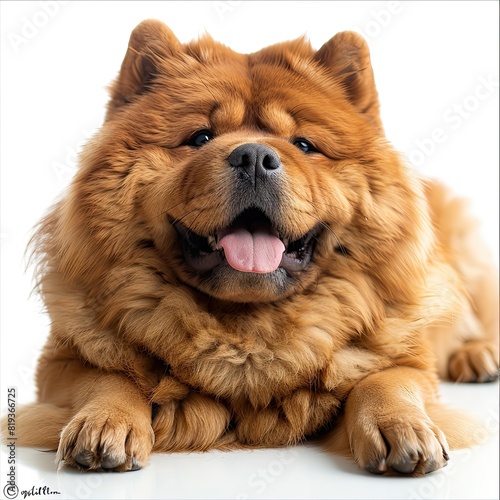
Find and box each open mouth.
[173,208,320,274]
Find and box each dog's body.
[9,21,498,475]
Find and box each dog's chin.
[196,264,297,303]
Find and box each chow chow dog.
[7,20,499,476]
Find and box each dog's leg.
[334,366,450,476]
[424,180,499,382]
[2,345,155,473]
[447,268,499,382]
[52,365,154,472]
[32,347,154,472]
[449,339,499,383]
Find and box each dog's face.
[74,21,430,305]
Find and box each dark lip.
[172,209,321,274]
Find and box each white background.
[0,1,498,499]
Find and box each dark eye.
[186,130,214,147]
[293,138,317,153]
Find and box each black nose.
[228,143,281,186]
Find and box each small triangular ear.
[106,19,183,118]
[315,31,382,131]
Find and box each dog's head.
[70,20,431,304]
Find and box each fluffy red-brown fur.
[3,20,498,476]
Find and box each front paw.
[349,409,450,476]
[56,404,154,472]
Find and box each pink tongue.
[218,228,285,273]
